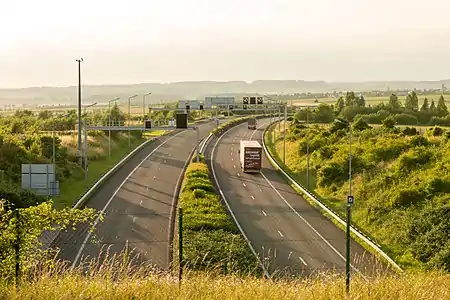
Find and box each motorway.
[52,119,221,269]
[205,118,389,278]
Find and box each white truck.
[239,140,262,173]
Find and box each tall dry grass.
[0,249,448,300]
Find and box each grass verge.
[53,131,167,208]
[0,255,448,300]
[177,159,261,276]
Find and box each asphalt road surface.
[206,118,390,278]
[52,119,221,269]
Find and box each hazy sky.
[1,0,450,88]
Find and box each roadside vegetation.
[265,91,449,272]
[0,105,165,210]
[0,254,448,299]
[177,156,261,275]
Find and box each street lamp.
[108,97,120,159]
[143,92,152,121]
[306,108,310,190]
[128,94,138,148]
[335,118,353,294]
[82,102,97,189]
[76,58,83,167]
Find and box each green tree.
[0,200,100,282]
[382,116,396,129]
[345,91,356,107]
[313,104,334,123]
[420,98,429,112]
[335,97,345,113]
[430,99,437,112]
[357,95,366,107]
[436,95,448,116]
[389,93,401,108]
[405,91,419,111]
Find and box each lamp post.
[306,108,310,190]
[128,94,138,148]
[76,58,83,167]
[108,97,120,159]
[335,118,353,294]
[283,102,287,164]
[143,92,152,121]
[83,102,97,189]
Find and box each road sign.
[243,96,249,104]
[21,164,59,196]
[178,100,200,110]
[205,96,235,108]
[347,195,354,205]
[250,96,256,104]
[257,96,263,104]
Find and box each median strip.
[177,158,261,276]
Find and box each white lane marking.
[72,130,186,267]
[277,230,284,237]
[261,210,267,216]
[140,200,143,206]
[260,171,361,274]
[299,256,308,266]
[288,251,292,260]
[210,121,270,278]
[230,152,233,156]
[251,195,255,200]
[250,122,267,140]
[242,182,246,187]
[237,173,240,177]
[132,217,136,223]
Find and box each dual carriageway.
[50,117,390,277]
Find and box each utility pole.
[108,97,120,159]
[76,58,83,167]
[143,92,152,121]
[283,102,287,164]
[346,121,353,295]
[306,108,310,190]
[128,94,138,148]
[83,102,97,189]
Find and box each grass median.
[177,157,261,276]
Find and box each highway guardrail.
[262,121,403,273]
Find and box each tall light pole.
[143,92,152,121]
[83,102,97,189]
[283,102,287,164]
[306,108,310,190]
[335,118,353,295]
[108,97,120,159]
[76,58,83,167]
[128,94,138,148]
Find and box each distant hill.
[1,79,449,107]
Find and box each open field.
[291,94,450,106]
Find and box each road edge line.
[39,130,176,250]
[261,121,403,273]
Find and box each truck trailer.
[247,118,257,130]
[239,140,262,173]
